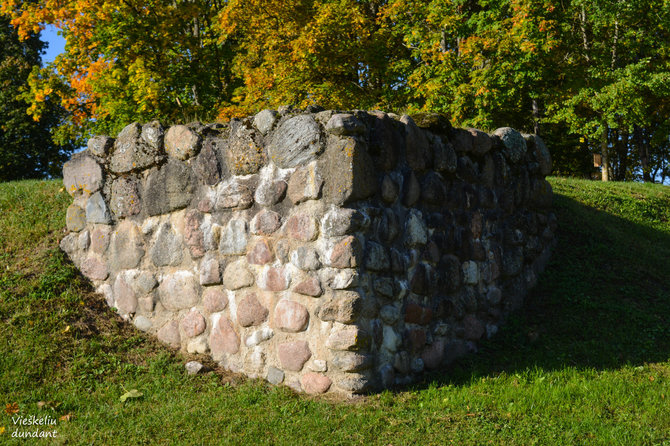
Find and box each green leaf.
[119,389,143,402]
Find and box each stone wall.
[60,107,555,395]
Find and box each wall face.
[60,108,555,395]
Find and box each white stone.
[133,316,152,332]
[245,327,274,347]
[185,360,204,375]
[253,109,278,135]
[78,230,90,251]
[310,359,328,372]
[187,336,209,354]
[249,348,265,371]
[159,271,199,311]
[96,284,114,307]
[462,261,479,285]
[329,269,359,289]
[405,211,428,246]
[141,217,160,235]
[382,325,400,352]
[219,218,248,255]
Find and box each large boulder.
[267,115,322,168]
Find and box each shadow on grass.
[410,192,670,390]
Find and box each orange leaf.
[4,403,19,415]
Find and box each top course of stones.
[63,107,552,221]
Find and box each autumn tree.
[216,0,410,117]
[1,0,238,139]
[0,16,73,180]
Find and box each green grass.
[0,177,669,445]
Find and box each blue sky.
[41,25,66,64]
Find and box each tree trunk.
[634,125,652,182]
[600,122,610,182]
[532,99,541,135]
[580,6,591,62]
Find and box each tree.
[381,0,565,132]
[1,0,237,139]
[547,0,670,182]
[0,16,73,180]
[215,0,409,117]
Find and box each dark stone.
[502,246,524,277]
[409,263,431,295]
[390,248,406,273]
[226,122,266,175]
[467,128,493,156]
[402,171,421,206]
[438,254,462,293]
[377,209,400,243]
[422,240,441,264]
[110,122,164,173]
[380,175,399,203]
[407,328,426,352]
[433,136,457,173]
[144,160,195,216]
[192,141,221,185]
[451,128,473,153]
[457,156,478,183]
[326,114,365,135]
[410,113,452,133]
[422,339,445,369]
[480,154,495,186]
[322,136,378,205]
[364,241,390,272]
[110,177,142,218]
[404,303,433,325]
[368,111,401,171]
[402,115,432,171]
[373,277,395,298]
[421,172,447,205]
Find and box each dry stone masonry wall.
[60,107,555,395]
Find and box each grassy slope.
[0,177,668,445]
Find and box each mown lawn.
[0,177,668,445]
